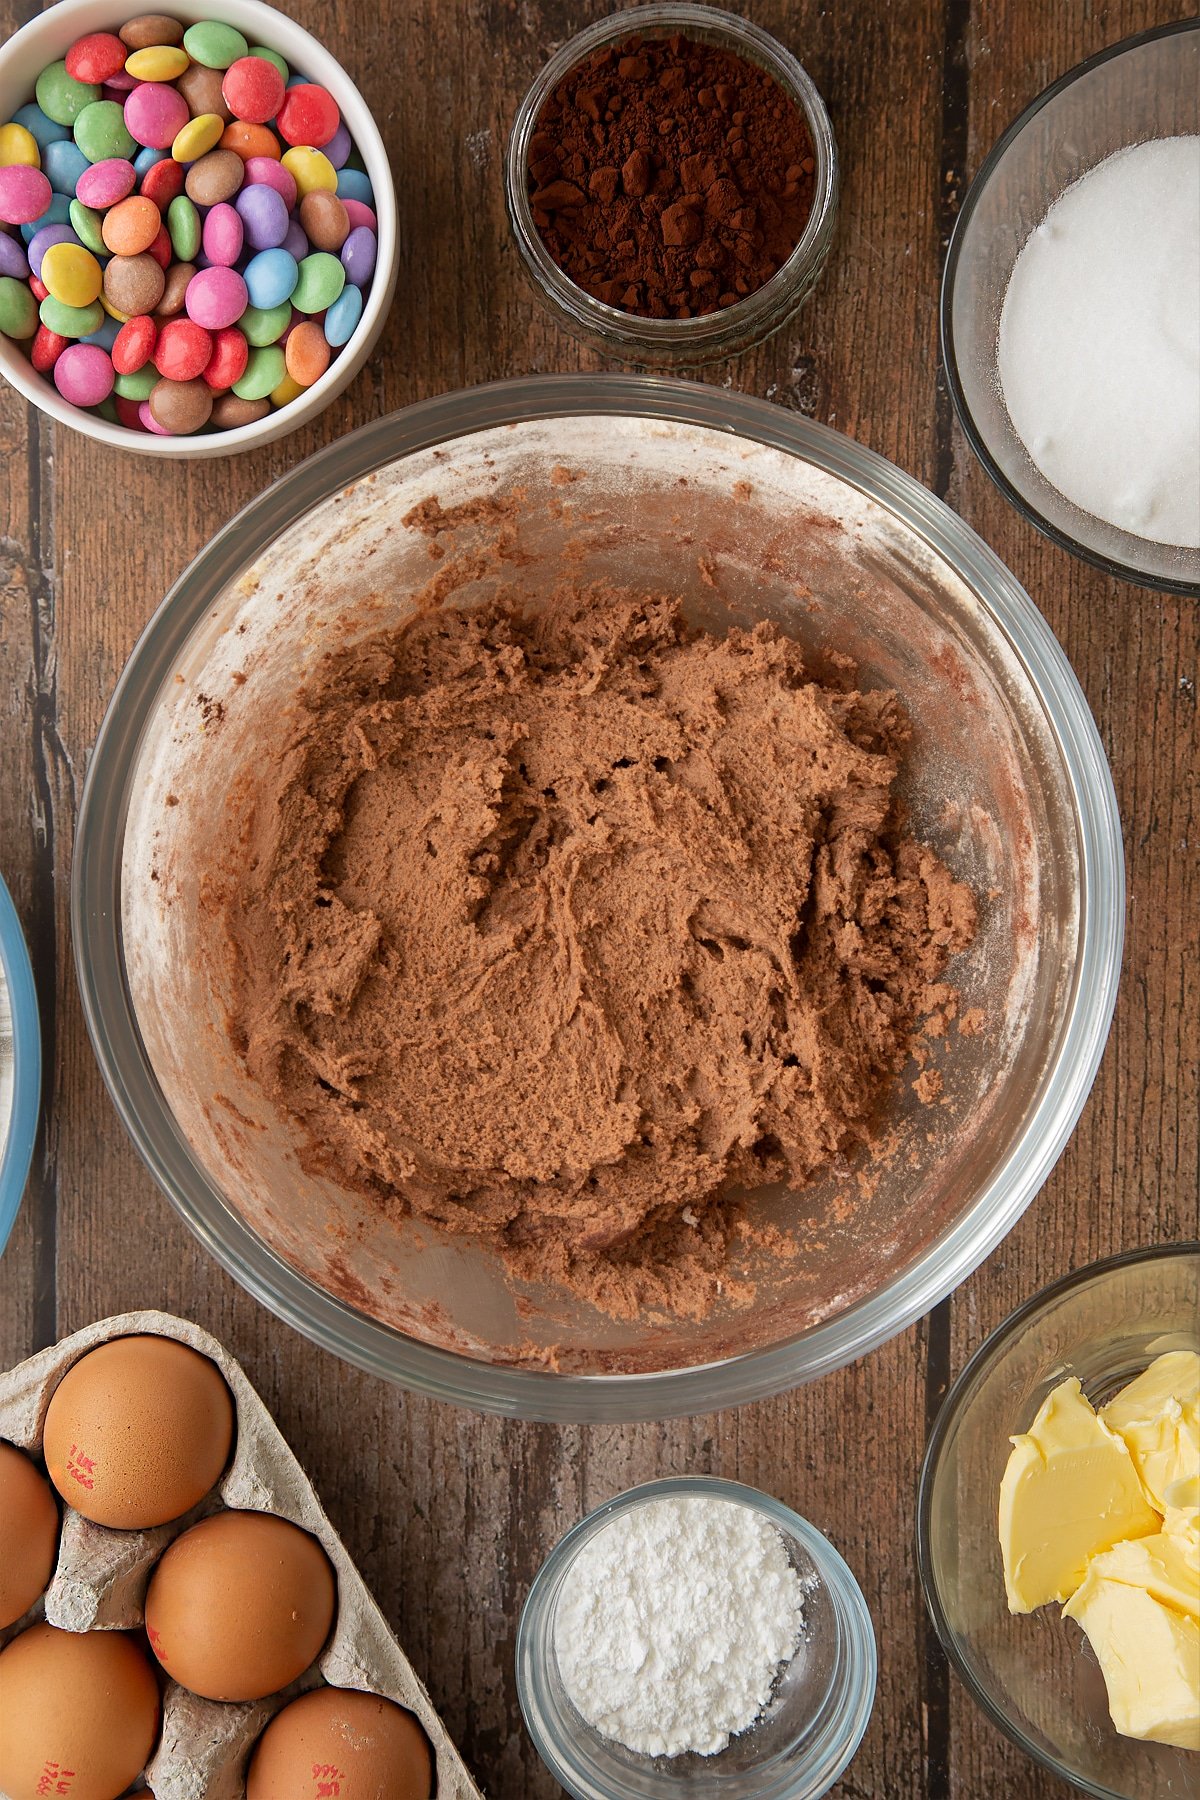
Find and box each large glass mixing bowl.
[72,377,1124,1420]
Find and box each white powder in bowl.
[997,136,1200,549]
[553,1493,805,1757]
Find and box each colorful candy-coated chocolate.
[141,155,183,207]
[155,314,212,379]
[124,45,189,82]
[40,240,103,306]
[147,223,173,269]
[182,20,249,70]
[221,56,284,126]
[27,222,79,278]
[232,341,284,399]
[68,199,107,255]
[240,299,290,345]
[291,250,344,313]
[219,119,279,161]
[284,318,330,386]
[76,156,136,207]
[53,340,114,404]
[66,32,129,85]
[20,193,71,241]
[335,167,373,205]
[236,182,288,250]
[102,194,161,255]
[120,15,185,51]
[0,233,31,280]
[249,45,288,80]
[202,323,248,389]
[185,265,247,330]
[35,63,101,129]
[112,312,157,372]
[280,218,307,261]
[177,62,231,122]
[137,396,171,432]
[211,391,268,426]
[103,249,164,315]
[28,275,49,302]
[41,138,89,197]
[275,83,340,150]
[340,225,376,287]
[149,372,212,430]
[269,369,305,406]
[0,274,39,338]
[30,322,68,370]
[39,292,103,337]
[115,363,157,399]
[74,99,137,163]
[281,146,336,198]
[202,201,243,266]
[323,120,353,171]
[243,246,297,309]
[81,313,121,351]
[172,112,224,162]
[11,105,69,152]
[125,78,189,149]
[166,192,200,260]
[185,148,243,205]
[0,122,41,167]
[299,189,349,252]
[133,143,167,174]
[0,165,53,225]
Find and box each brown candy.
[149,377,213,434]
[118,12,184,48]
[298,190,349,252]
[155,261,194,318]
[177,62,232,123]
[185,149,245,206]
[103,251,165,317]
[211,394,269,429]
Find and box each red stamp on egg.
[64,1443,96,1490]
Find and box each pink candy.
[75,158,137,209]
[53,344,115,408]
[185,266,249,331]
[138,399,172,435]
[202,203,244,268]
[0,165,52,227]
[243,156,296,210]
[124,81,190,152]
[342,199,378,234]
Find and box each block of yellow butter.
[1063,1563,1200,1751]
[1101,1349,1200,1516]
[999,1376,1160,1612]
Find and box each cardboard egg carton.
[0,1310,484,1800]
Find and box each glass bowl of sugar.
[516,1477,876,1799]
[943,20,1199,594]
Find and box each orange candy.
[102,195,162,257]
[218,120,280,162]
[283,321,330,388]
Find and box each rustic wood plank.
[0,0,1190,1796]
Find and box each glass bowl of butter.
[918,1243,1199,1798]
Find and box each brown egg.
[0,1442,59,1629]
[144,1509,336,1701]
[0,1623,159,1800]
[247,1687,434,1800]
[42,1334,235,1529]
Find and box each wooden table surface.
[1,0,1196,1793]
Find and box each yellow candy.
[40,242,103,309]
[172,112,224,163]
[269,372,305,407]
[125,44,190,81]
[100,291,131,323]
[280,146,336,199]
[0,122,40,168]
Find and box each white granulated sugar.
[997,136,1200,548]
[553,1494,805,1757]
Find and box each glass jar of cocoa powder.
[505,3,838,366]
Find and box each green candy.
[345,146,366,174]
[233,344,285,400]
[0,276,38,340]
[34,61,101,128]
[249,45,288,80]
[39,293,103,338]
[182,20,249,68]
[94,396,119,423]
[74,100,136,164]
[167,194,200,262]
[114,366,158,401]
[240,301,290,346]
[69,199,106,255]
[291,252,344,315]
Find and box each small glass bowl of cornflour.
[0,870,39,1259]
[516,1477,877,1799]
[943,20,1199,594]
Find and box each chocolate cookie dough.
[216,584,977,1319]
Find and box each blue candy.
[81,314,121,350]
[334,168,373,205]
[12,102,69,151]
[20,194,72,244]
[323,280,362,347]
[243,246,298,309]
[133,145,169,177]
[42,138,90,196]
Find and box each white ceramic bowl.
[0,0,398,457]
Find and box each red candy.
[29,275,49,303]
[140,158,184,209]
[30,325,68,374]
[65,32,129,84]
[154,317,212,381]
[220,56,284,127]
[202,324,249,391]
[115,395,146,431]
[147,224,172,270]
[275,83,340,149]
[112,314,157,375]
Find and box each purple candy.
[323,120,352,169]
[243,156,296,210]
[28,222,80,278]
[0,165,52,227]
[76,158,137,210]
[235,182,288,251]
[203,201,244,267]
[54,343,115,407]
[103,74,137,99]
[185,264,248,331]
[341,198,376,234]
[124,81,189,152]
[0,230,31,280]
[281,218,307,261]
[340,225,376,288]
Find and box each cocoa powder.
[527,32,816,319]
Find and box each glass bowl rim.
[939,16,1200,598]
[71,371,1125,1421]
[916,1239,1200,1798]
[503,1,840,356]
[515,1473,877,1800]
